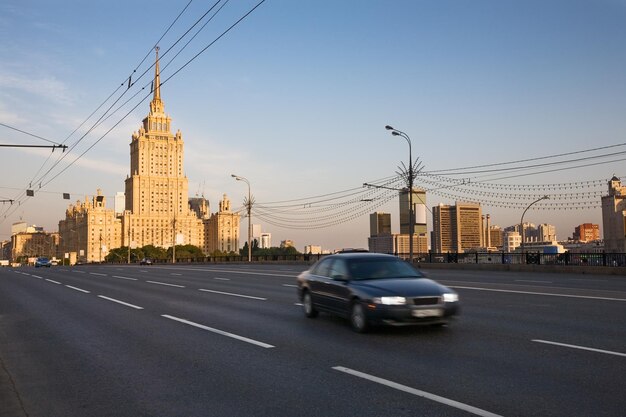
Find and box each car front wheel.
[350,301,369,333]
[302,291,318,318]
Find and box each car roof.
[323,253,399,260]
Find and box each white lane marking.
[170,273,182,276]
[139,270,148,273]
[112,275,138,281]
[198,289,266,300]
[89,272,107,276]
[515,280,552,283]
[32,275,43,279]
[532,339,626,358]
[73,270,86,274]
[166,266,297,278]
[66,285,90,293]
[45,279,61,285]
[282,284,298,288]
[97,295,143,310]
[213,277,230,281]
[294,303,303,306]
[22,273,31,276]
[333,366,503,417]
[146,280,185,288]
[449,285,626,302]
[161,315,274,349]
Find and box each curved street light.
[232,174,252,262]
[386,125,415,262]
[520,195,549,263]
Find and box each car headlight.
[443,293,459,303]
[372,296,407,305]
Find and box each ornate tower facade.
[123,48,204,249]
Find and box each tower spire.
[150,46,164,114]
[153,46,161,102]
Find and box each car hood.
[350,278,449,297]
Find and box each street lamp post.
[386,125,414,262]
[520,195,549,263]
[232,174,252,262]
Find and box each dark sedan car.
[297,253,459,332]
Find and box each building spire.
[150,46,164,114]
[154,46,161,102]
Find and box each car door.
[324,259,353,315]
[306,258,334,311]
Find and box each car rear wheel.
[302,291,318,318]
[350,301,369,333]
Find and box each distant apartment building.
[432,202,482,253]
[504,231,521,252]
[58,190,123,263]
[370,212,391,236]
[252,224,262,241]
[573,223,600,242]
[303,245,322,255]
[537,223,557,242]
[11,230,59,262]
[368,234,427,256]
[399,188,427,236]
[601,176,626,252]
[489,225,504,249]
[206,195,240,254]
[368,210,427,257]
[260,233,271,249]
[281,240,295,249]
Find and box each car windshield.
[347,258,423,280]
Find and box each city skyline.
[1,0,625,250]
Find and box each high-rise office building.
[370,212,391,236]
[432,202,482,253]
[399,187,427,236]
[602,176,626,252]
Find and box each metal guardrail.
[407,252,626,267]
[103,252,626,267]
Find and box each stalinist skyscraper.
[122,47,204,249]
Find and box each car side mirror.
[331,273,348,282]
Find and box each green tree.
[142,245,167,260]
[167,244,204,260]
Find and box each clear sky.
[1,0,625,251]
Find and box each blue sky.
[1,0,625,251]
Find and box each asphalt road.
[1,264,625,417]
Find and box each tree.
[167,244,204,260]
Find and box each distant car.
[35,257,52,268]
[140,258,153,265]
[297,253,459,332]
